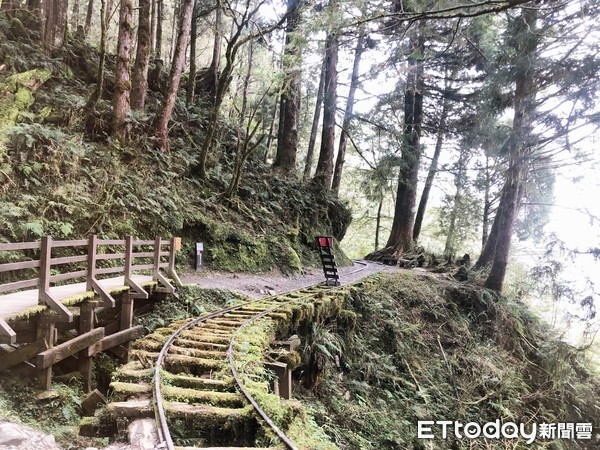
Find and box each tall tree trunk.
[1,0,15,14]
[226,42,255,199]
[84,0,94,36]
[168,0,180,64]
[131,0,151,110]
[87,0,106,107]
[113,0,133,141]
[28,0,42,23]
[273,0,302,173]
[42,0,69,52]
[332,28,365,194]
[304,54,325,181]
[374,197,383,251]
[150,0,156,54]
[153,0,193,151]
[186,1,197,107]
[413,71,453,241]
[71,0,80,29]
[155,0,163,58]
[481,156,492,248]
[383,27,425,255]
[264,98,278,163]
[312,31,338,190]
[483,7,538,291]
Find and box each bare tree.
[332,27,366,194]
[153,0,194,151]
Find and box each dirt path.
[179,260,390,297]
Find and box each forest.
[0,0,600,448]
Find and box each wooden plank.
[0,259,40,273]
[127,278,149,300]
[40,291,73,322]
[0,339,48,370]
[156,271,174,294]
[51,239,87,248]
[50,255,88,265]
[49,270,87,283]
[91,278,116,307]
[95,266,125,275]
[86,326,143,357]
[97,239,126,246]
[131,252,155,258]
[0,278,38,294]
[36,327,104,369]
[0,317,16,345]
[131,263,154,271]
[95,253,126,261]
[132,240,154,245]
[0,241,40,251]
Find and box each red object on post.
[317,236,333,248]
[315,236,340,286]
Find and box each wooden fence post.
[86,235,97,292]
[124,235,133,285]
[168,237,182,286]
[38,236,52,305]
[78,301,96,392]
[153,236,161,282]
[37,312,55,390]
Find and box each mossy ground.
[295,272,600,449]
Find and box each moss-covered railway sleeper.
[105,260,381,449]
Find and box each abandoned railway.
[0,235,384,449]
[91,261,381,449]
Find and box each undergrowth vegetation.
[297,273,600,449]
[0,15,351,273]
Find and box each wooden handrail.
[0,234,181,298]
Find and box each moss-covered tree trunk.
[131,0,151,110]
[153,0,194,151]
[332,27,365,195]
[113,0,133,141]
[273,0,302,174]
[312,30,338,190]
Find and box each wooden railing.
[0,235,181,344]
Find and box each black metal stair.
[316,236,340,286]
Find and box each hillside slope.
[297,272,600,449]
[0,14,351,273]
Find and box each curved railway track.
[102,260,381,450]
